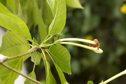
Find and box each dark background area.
[25,0,126,84]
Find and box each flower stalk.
[0,63,41,84]
[61,42,103,53]
[60,38,96,44]
[100,69,126,84]
[59,38,103,53]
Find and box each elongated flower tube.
[59,38,103,53]
[60,38,96,44]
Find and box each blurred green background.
[1,0,126,84]
[62,0,126,84]
[27,0,126,84]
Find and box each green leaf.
[46,0,56,16]
[31,52,42,65]
[25,0,33,28]
[0,31,30,61]
[33,0,47,42]
[48,0,66,35]
[49,45,71,74]
[0,0,6,6]
[47,50,69,84]
[7,0,15,14]
[41,80,46,84]
[0,57,23,84]
[46,61,56,84]
[66,0,83,9]
[54,63,69,84]
[87,81,94,84]
[0,78,2,84]
[19,0,25,9]
[24,71,36,84]
[42,0,54,28]
[31,37,41,66]
[17,3,25,22]
[0,31,30,84]
[0,3,32,40]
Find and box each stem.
[61,42,103,53]
[60,38,96,44]
[3,48,38,62]
[100,70,126,84]
[43,35,53,43]
[41,49,48,77]
[0,63,41,84]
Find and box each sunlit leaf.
[0,3,32,40]
[17,3,25,22]
[49,45,71,74]
[19,0,25,9]
[0,0,6,6]
[33,0,47,42]
[87,81,94,84]
[41,80,46,84]
[54,63,69,84]
[47,50,69,84]
[66,0,83,9]
[0,57,23,84]
[25,0,34,28]
[7,0,15,14]
[0,31,30,61]
[49,0,66,35]
[46,0,56,16]
[42,0,54,28]
[31,52,41,65]
[46,61,56,84]
[0,78,2,84]
[24,71,36,84]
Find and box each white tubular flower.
[0,54,8,63]
[60,38,96,44]
[59,38,103,54]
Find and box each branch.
[2,48,38,62]
[100,69,126,84]
[0,63,41,84]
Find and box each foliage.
[0,0,84,84]
[0,0,126,84]
[63,0,126,84]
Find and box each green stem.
[60,38,96,44]
[61,42,96,51]
[100,70,126,84]
[3,48,38,62]
[41,49,48,77]
[0,63,41,84]
[43,35,53,43]
[61,42,103,53]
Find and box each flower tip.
[93,48,103,53]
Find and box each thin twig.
[0,63,41,84]
[3,48,38,62]
[100,69,126,84]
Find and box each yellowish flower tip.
[85,35,93,40]
[121,4,126,14]
[93,48,103,53]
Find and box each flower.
[120,4,126,14]
[59,38,103,53]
